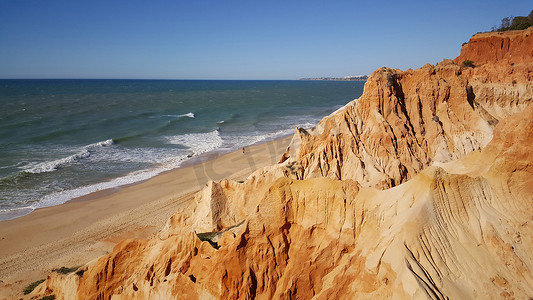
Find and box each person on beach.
[242,147,245,154]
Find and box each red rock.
[455,28,533,66]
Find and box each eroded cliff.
[32,28,533,299]
[282,40,532,189]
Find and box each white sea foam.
[166,130,223,155]
[21,150,91,174]
[23,127,285,213]
[95,147,183,165]
[0,206,34,221]
[20,139,114,174]
[90,139,114,147]
[4,148,190,218]
[33,161,187,211]
[19,131,226,211]
[165,112,195,118]
[180,112,195,118]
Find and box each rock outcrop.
[281,31,532,189]
[32,29,533,299]
[454,27,533,65]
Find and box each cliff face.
[283,62,491,189]
[34,29,533,299]
[282,31,532,189]
[454,28,533,65]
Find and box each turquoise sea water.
[0,79,364,220]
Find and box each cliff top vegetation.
[492,10,533,32]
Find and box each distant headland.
[299,75,368,81]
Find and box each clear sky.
[0,0,531,79]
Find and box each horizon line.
[0,77,369,81]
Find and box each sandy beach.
[0,136,290,298]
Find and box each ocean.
[0,79,364,220]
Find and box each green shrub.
[509,16,532,30]
[40,295,56,300]
[462,60,475,68]
[23,279,45,295]
[493,11,533,31]
[196,232,220,249]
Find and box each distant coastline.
[300,75,368,81]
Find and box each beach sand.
[0,136,290,298]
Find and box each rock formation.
[281,29,533,190]
[32,28,533,299]
[454,27,533,65]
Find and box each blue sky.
[0,0,531,79]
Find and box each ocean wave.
[20,139,114,174]
[220,113,239,125]
[89,145,188,165]
[211,114,240,130]
[0,161,24,170]
[152,112,197,134]
[4,160,185,216]
[0,206,34,221]
[114,134,141,144]
[90,139,114,148]
[165,112,195,118]
[165,130,223,155]
[179,112,195,118]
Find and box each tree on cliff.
[493,10,533,32]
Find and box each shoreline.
[0,134,293,222]
[0,135,291,298]
[67,133,292,204]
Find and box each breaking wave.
[20,139,114,174]
[164,112,195,118]
[165,130,223,155]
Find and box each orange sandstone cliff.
[32,29,533,299]
[454,27,533,65]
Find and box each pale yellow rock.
[218,230,236,248]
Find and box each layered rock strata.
[282,36,532,189]
[32,29,533,299]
